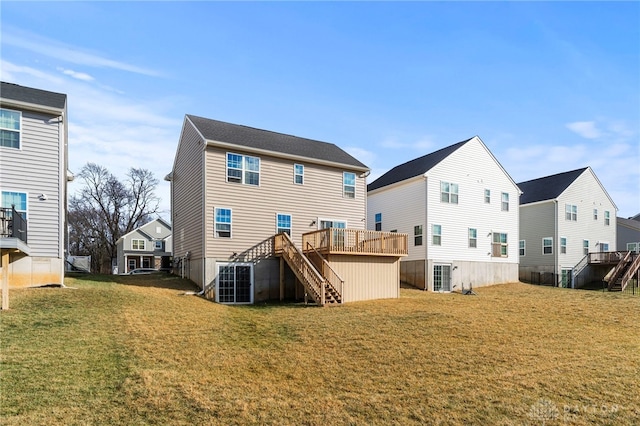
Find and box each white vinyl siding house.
[1,82,69,300]
[518,167,617,287]
[115,218,172,274]
[367,136,520,291]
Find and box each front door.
[216,263,253,304]
[433,264,451,292]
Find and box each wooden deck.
[302,228,408,257]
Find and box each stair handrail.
[306,241,344,302]
[604,251,631,290]
[276,233,325,305]
[572,254,590,282]
[620,252,640,292]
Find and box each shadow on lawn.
[66,272,200,292]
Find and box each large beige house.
[167,115,406,304]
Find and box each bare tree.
[68,163,160,273]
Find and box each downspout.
[554,200,558,286]
[424,173,429,291]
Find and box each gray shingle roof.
[367,138,472,192]
[187,114,368,170]
[517,167,588,205]
[1,81,67,110]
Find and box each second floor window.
[1,191,27,219]
[501,192,509,211]
[583,240,589,256]
[560,237,567,254]
[374,213,382,231]
[468,228,477,248]
[294,164,304,185]
[484,189,491,204]
[227,153,260,186]
[565,204,577,221]
[440,181,458,204]
[343,172,356,198]
[543,237,553,255]
[0,109,21,149]
[132,239,145,250]
[519,240,525,256]
[414,225,423,246]
[432,224,442,246]
[604,211,610,226]
[155,241,163,250]
[593,209,598,220]
[215,208,232,238]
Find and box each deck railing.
[0,206,27,243]
[305,242,344,302]
[274,232,325,305]
[302,228,408,256]
[620,252,640,292]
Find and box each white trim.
[214,207,232,238]
[0,107,22,150]
[293,163,304,185]
[275,212,292,235]
[317,217,348,230]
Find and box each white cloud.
[58,68,94,81]
[379,136,435,151]
[565,121,601,139]
[3,27,161,77]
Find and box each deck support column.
[2,251,9,310]
[279,257,284,301]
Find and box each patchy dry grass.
[1,275,639,425]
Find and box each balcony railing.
[302,228,408,257]
[0,206,27,243]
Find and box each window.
[294,164,304,185]
[156,226,162,234]
[432,224,442,246]
[583,240,589,256]
[0,109,21,149]
[276,213,291,235]
[543,237,553,255]
[226,153,260,186]
[343,172,356,198]
[374,213,382,231]
[132,239,146,250]
[501,192,509,211]
[390,229,397,233]
[560,237,567,254]
[128,259,136,271]
[414,225,423,246]
[492,232,508,257]
[215,208,232,238]
[484,189,491,204]
[440,181,458,204]
[565,204,577,221]
[468,228,477,248]
[1,191,27,219]
[519,240,525,256]
[627,243,639,253]
[600,242,610,252]
[155,241,163,250]
[433,264,452,292]
[217,263,253,304]
[319,219,346,229]
[604,211,610,226]
[593,209,598,220]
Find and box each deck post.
[279,257,285,301]
[2,251,9,310]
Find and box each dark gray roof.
[517,167,588,205]
[1,81,66,110]
[187,114,368,170]
[367,138,472,192]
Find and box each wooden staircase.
[604,251,640,292]
[274,233,343,306]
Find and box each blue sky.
[1,1,638,219]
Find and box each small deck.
[301,228,408,257]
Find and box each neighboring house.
[367,136,521,292]
[1,82,70,308]
[167,115,406,304]
[518,167,617,288]
[617,214,640,253]
[116,218,172,274]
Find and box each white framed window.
[565,204,577,221]
[215,207,232,238]
[543,237,553,255]
[501,192,509,211]
[294,164,304,185]
[0,108,21,149]
[468,228,477,248]
[318,219,346,229]
[599,242,610,252]
[276,213,292,235]
[484,189,491,204]
[519,240,525,256]
[433,264,452,292]
[128,259,136,271]
[1,190,27,219]
[414,225,423,246]
[226,152,260,186]
[560,237,567,254]
[216,263,253,304]
[432,224,442,246]
[492,232,508,257]
[131,239,146,250]
[604,211,610,226]
[440,181,458,204]
[343,172,356,198]
[374,213,382,231]
[583,240,589,256]
[593,209,598,220]
[155,241,163,250]
[627,242,639,253]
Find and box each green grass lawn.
[1,274,639,425]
